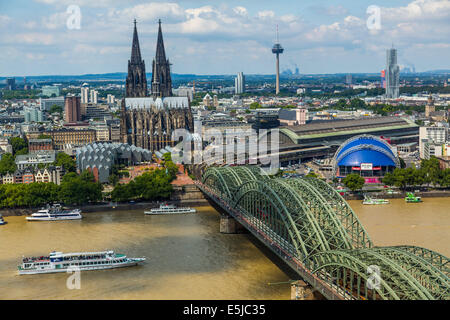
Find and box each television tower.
[272,25,284,95]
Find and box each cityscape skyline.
[1,0,450,77]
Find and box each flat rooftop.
[282,117,411,136]
[280,117,419,143]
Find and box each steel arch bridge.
[197,166,450,300]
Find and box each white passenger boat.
[26,204,82,221]
[18,250,146,275]
[0,214,6,225]
[144,203,196,215]
[362,196,390,205]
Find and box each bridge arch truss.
[200,166,450,300]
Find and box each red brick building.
[65,96,81,123]
[28,138,53,153]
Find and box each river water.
[0,198,448,299]
[348,198,450,256]
[0,207,290,299]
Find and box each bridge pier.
[291,280,314,300]
[220,215,246,234]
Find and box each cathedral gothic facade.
[120,20,194,152]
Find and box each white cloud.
[42,11,68,30]
[257,10,275,20]
[180,17,220,34]
[382,0,450,21]
[280,15,297,23]
[2,0,449,75]
[26,53,45,60]
[114,3,185,23]
[326,5,349,16]
[3,33,54,45]
[34,0,123,8]
[0,15,11,27]
[23,21,38,29]
[233,6,248,17]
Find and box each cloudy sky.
[0,0,449,76]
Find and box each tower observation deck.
[272,25,284,95]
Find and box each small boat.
[145,203,196,215]
[405,193,422,203]
[26,204,82,221]
[386,189,400,195]
[0,214,6,225]
[362,196,389,205]
[18,250,146,275]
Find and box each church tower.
[121,19,194,151]
[151,20,172,98]
[425,94,435,118]
[125,20,148,98]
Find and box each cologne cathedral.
[120,20,194,151]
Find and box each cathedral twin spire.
[126,19,147,98]
[125,19,172,98]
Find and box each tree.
[162,152,179,181]
[440,169,450,187]
[37,163,50,169]
[382,172,395,186]
[335,98,348,109]
[14,148,28,156]
[399,157,406,169]
[0,182,59,208]
[54,152,76,172]
[10,137,28,155]
[138,172,173,200]
[49,104,63,114]
[412,168,426,187]
[342,173,365,192]
[0,153,17,175]
[391,168,407,190]
[59,171,102,205]
[110,183,132,202]
[249,102,262,109]
[404,167,416,188]
[109,173,119,186]
[22,183,59,207]
[350,98,366,110]
[162,152,172,163]
[110,168,173,202]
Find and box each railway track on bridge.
[195,166,450,300]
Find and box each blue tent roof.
[337,137,394,159]
[337,149,396,167]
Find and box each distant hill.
[0,73,233,83]
[421,69,450,74]
[1,70,449,83]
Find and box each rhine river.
[0,198,449,300]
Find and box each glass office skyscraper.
[386,48,400,99]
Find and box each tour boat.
[26,204,82,221]
[144,203,196,215]
[362,196,390,205]
[18,250,146,275]
[0,214,6,225]
[405,193,423,203]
